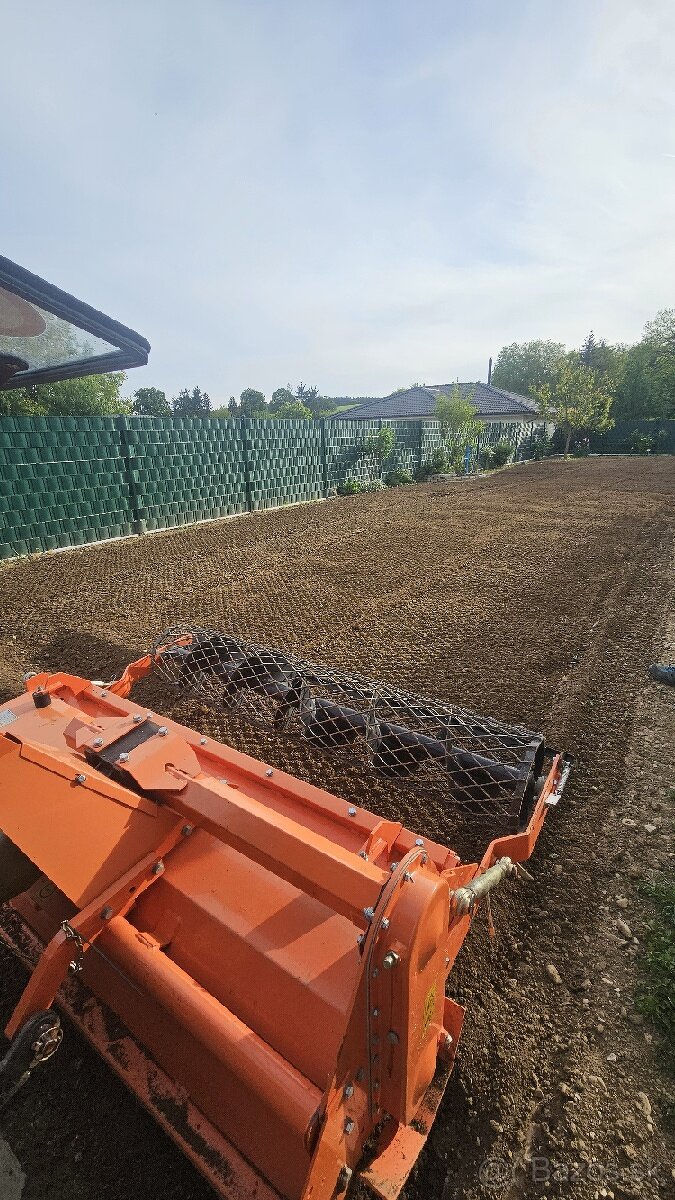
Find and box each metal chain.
[60,920,85,974]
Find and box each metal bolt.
[403,872,414,883]
[100,906,113,921]
[133,714,143,723]
[415,838,424,847]
[371,1052,379,1065]
[348,807,356,817]
[75,774,87,785]
[200,737,207,745]
[387,1030,400,1044]
[372,1008,379,1018]
[151,860,164,876]
[421,854,428,865]
[357,934,365,946]
[363,907,374,922]
[343,1083,354,1099]
[219,779,229,786]
[344,1119,354,1135]
[93,737,103,748]
[358,850,368,860]
[100,690,108,697]
[265,768,273,777]
[389,862,399,872]
[181,824,194,837]
[381,917,390,930]
[372,967,379,978]
[355,1068,365,1082]
[373,1080,380,1091]
[157,726,168,736]
[382,951,400,970]
[118,752,129,763]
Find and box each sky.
[2,0,674,404]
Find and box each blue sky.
[2,1,673,403]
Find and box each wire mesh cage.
[151,625,549,832]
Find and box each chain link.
[60,920,85,974]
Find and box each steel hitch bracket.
[0,1010,62,1109]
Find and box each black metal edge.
[0,255,150,389]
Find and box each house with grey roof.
[341,382,541,425]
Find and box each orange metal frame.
[0,659,566,1200]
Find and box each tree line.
[0,377,339,420]
[491,309,674,452]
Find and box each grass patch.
[636,873,675,1122]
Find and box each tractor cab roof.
[0,255,149,388]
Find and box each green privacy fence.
[0,414,539,560]
[589,419,675,455]
[0,416,135,556]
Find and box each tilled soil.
[0,456,673,1199]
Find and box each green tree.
[133,386,170,416]
[270,386,295,412]
[239,388,268,418]
[643,308,675,356]
[491,340,566,396]
[611,311,675,421]
[534,360,613,454]
[578,333,627,394]
[436,386,482,469]
[173,386,211,416]
[1,372,128,416]
[274,400,313,419]
[364,426,395,474]
[295,382,335,417]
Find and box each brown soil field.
[0,456,673,1200]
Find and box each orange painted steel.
[0,663,568,1200]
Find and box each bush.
[628,431,654,455]
[383,467,414,487]
[337,478,362,496]
[491,441,514,468]
[361,479,385,492]
[416,447,449,480]
[478,446,495,470]
[430,447,449,473]
[531,434,553,460]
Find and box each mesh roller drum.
[152,625,550,833]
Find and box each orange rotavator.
[0,259,571,1199]
[0,632,571,1200]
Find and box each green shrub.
[531,435,553,460]
[628,431,654,455]
[478,446,495,470]
[430,447,449,474]
[337,478,362,496]
[361,479,385,492]
[383,467,414,487]
[416,447,450,480]
[491,440,513,468]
